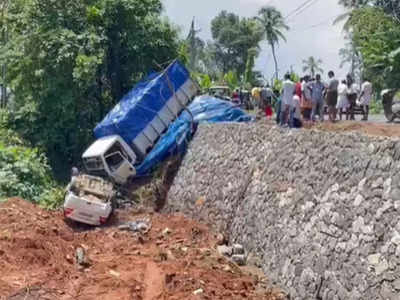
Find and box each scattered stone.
[376,259,389,275]
[109,270,120,278]
[354,194,364,207]
[75,247,90,268]
[231,254,246,266]
[223,265,232,272]
[233,244,245,255]
[166,123,400,300]
[118,219,151,234]
[393,278,400,290]
[217,245,233,257]
[368,253,381,265]
[193,288,204,295]
[216,233,226,246]
[162,228,172,236]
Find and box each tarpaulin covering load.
[135,96,253,176]
[93,60,195,157]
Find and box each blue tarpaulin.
[135,96,253,176]
[94,61,190,144]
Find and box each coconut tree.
[256,6,289,81]
[302,56,323,78]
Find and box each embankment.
[167,123,400,299]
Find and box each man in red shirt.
[295,78,303,99]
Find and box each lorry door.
[104,152,135,184]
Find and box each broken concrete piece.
[233,244,245,255]
[118,219,151,234]
[217,245,233,257]
[231,254,246,266]
[162,227,172,236]
[193,288,204,295]
[75,247,90,268]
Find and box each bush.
[369,100,383,114]
[0,110,64,208]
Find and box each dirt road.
[311,120,400,138]
[0,198,283,300]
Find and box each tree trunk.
[271,43,278,81]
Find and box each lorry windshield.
[105,152,124,172]
[84,157,104,171]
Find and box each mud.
[310,120,400,137]
[0,198,283,300]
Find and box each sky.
[162,0,349,82]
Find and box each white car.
[63,175,115,226]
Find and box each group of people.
[252,72,373,128]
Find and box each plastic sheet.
[135,95,253,176]
[93,61,191,146]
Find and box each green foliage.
[273,79,283,92]
[369,99,383,114]
[244,48,258,85]
[2,0,182,176]
[349,7,400,89]
[224,71,239,91]
[39,187,65,209]
[256,6,289,80]
[302,57,323,77]
[290,72,300,83]
[0,110,63,207]
[198,74,212,91]
[211,11,262,75]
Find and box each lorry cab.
[82,135,137,185]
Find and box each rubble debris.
[162,227,172,236]
[232,254,247,266]
[193,288,204,295]
[216,233,227,245]
[118,218,151,234]
[217,245,233,257]
[0,198,282,300]
[75,247,91,268]
[233,243,245,255]
[109,269,121,278]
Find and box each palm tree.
[302,56,323,78]
[255,6,289,81]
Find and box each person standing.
[292,94,302,128]
[311,74,325,122]
[301,76,313,122]
[346,74,358,120]
[251,86,261,108]
[337,80,349,121]
[359,78,373,121]
[280,73,296,127]
[295,78,303,99]
[232,88,240,105]
[261,84,274,119]
[274,90,281,124]
[326,71,339,122]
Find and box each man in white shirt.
[301,76,313,121]
[292,95,302,128]
[359,79,373,121]
[280,73,296,127]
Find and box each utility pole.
[186,17,201,71]
[0,0,8,109]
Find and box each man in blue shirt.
[311,74,325,122]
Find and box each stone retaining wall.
[166,123,400,299]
